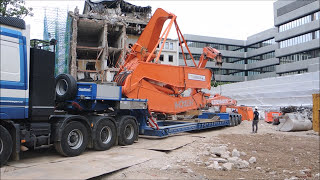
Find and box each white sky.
[24,0,276,40]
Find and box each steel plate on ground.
[0,147,163,179]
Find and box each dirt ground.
[1,120,319,179]
[102,120,320,180]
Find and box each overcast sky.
[25,0,276,40]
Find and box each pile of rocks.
[199,145,256,171]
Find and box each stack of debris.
[198,145,256,171]
[277,106,313,132]
[68,0,151,82]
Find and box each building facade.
[178,0,320,83]
[157,39,179,66]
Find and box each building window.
[278,11,318,32]
[249,51,275,63]
[279,69,308,76]
[164,42,169,49]
[169,55,173,62]
[279,48,320,64]
[187,41,206,48]
[315,30,320,39]
[247,65,276,76]
[160,55,164,61]
[279,31,315,48]
[247,38,275,52]
[169,42,173,50]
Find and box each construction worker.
[252,107,259,133]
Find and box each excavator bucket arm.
[114,8,222,116]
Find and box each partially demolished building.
[68,0,151,82]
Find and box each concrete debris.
[285,176,299,180]
[222,163,233,171]
[210,146,228,157]
[203,150,210,156]
[186,168,193,173]
[233,160,249,169]
[160,165,171,171]
[314,173,320,178]
[212,161,221,170]
[282,169,294,174]
[227,157,240,164]
[221,151,230,159]
[206,164,214,170]
[240,151,247,156]
[256,167,262,170]
[209,158,227,163]
[269,171,277,175]
[204,162,211,166]
[248,157,256,164]
[232,149,240,157]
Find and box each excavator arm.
[114,8,222,116]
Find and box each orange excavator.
[114,8,222,116]
[206,94,254,121]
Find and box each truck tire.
[238,115,242,125]
[54,121,88,157]
[229,116,235,127]
[234,116,239,126]
[93,120,116,151]
[118,116,138,146]
[55,74,77,101]
[0,125,12,166]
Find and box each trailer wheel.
[93,120,116,151]
[0,125,12,166]
[54,121,88,157]
[118,117,138,146]
[55,74,77,101]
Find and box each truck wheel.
[93,120,116,151]
[0,125,12,166]
[238,116,242,124]
[55,74,77,101]
[54,121,88,157]
[118,117,138,146]
[229,116,235,127]
[234,116,239,126]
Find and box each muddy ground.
[103,120,320,180]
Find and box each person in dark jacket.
[252,108,259,133]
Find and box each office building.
[178,0,319,83]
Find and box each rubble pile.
[195,145,256,171]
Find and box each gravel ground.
[102,120,320,180]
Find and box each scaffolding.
[43,7,71,75]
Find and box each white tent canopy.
[211,72,320,109]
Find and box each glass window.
[168,55,173,62]
[169,42,173,50]
[160,55,164,61]
[165,42,169,49]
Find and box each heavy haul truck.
[0,8,240,166]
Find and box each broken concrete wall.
[68,0,151,82]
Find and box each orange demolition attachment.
[207,94,254,121]
[114,8,222,115]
